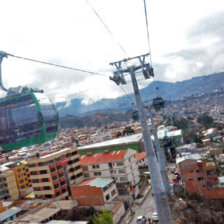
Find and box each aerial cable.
[118,85,133,105]
[86,0,127,55]
[7,52,107,77]
[143,0,152,65]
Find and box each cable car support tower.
[110,53,173,224]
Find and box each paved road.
[130,191,155,224]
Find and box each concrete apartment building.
[6,161,32,192]
[71,177,118,206]
[0,167,19,200]
[177,153,224,199]
[28,147,83,200]
[80,149,140,196]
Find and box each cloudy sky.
[0,0,224,105]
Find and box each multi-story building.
[6,161,32,192]
[71,177,118,206]
[177,153,224,199]
[28,147,83,200]
[0,167,19,200]
[80,149,140,196]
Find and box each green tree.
[197,114,214,128]
[93,209,113,224]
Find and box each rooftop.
[78,133,142,150]
[80,150,128,165]
[135,152,146,162]
[0,207,22,222]
[78,177,114,188]
[176,153,203,164]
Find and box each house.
[177,153,224,199]
[80,149,140,197]
[71,177,118,206]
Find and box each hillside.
[56,72,224,117]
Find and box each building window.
[52,175,58,181]
[75,165,81,170]
[83,166,88,171]
[77,173,82,178]
[60,181,66,186]
[44,186,51,190]
[105,194,110,201]
[54,184,60,189]
[50,168,56,173]
[42,178,49,182]
[32,179,39,183]
[59,173,64,178]
[40,170,47,174]
[111,189,117,197]
[120,177,128,181]
[188,178,193,181]
[94,172,101,176]
[72,151,77,156]
[116,162,124,166]
[118,169,125,174]
[197,177,204,181]
[92,165,100,169]
[34,187,40,191]
[196,170,199,173]
[69,168,75,172]
[20,180,24,184]
[84,173,90,178]
[46,194,52,199]
[57,165,62,170]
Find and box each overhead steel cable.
[118,85,133,105]
[143,0,152,65]
[86,0,127,55]
[7,52,107,77]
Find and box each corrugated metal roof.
[78,133,142,150]
[0,207,22,221]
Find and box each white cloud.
[0,0,223,106]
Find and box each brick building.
[71,177,118,206]
[177,153,224,199]
[28,147,83,200]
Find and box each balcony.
[30,174,50,179]
[34,190,54,195]
[32,182,52,187]
[29,166,49,172]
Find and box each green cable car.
[152,87,165,111]
[0,91,59,151]
[152,97,165,111]
[0,52,58,151]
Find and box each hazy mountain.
[56,72,224,117]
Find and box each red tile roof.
[135,152,146,162]
[80,150,127,165]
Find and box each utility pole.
[148,108,170,195]
[110,54,173,224]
